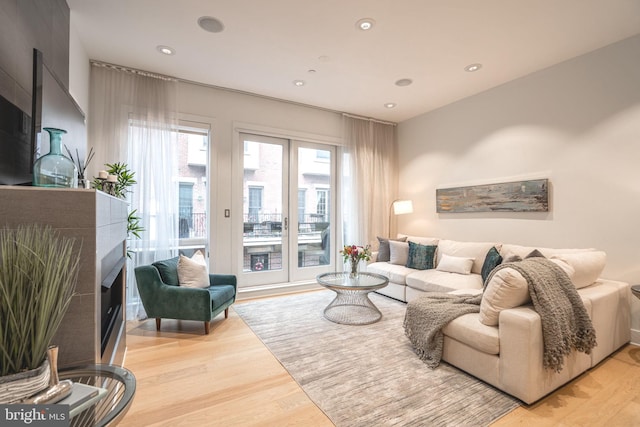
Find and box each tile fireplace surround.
[0,186,128,368]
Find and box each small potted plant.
[92,162,144,258]
[0,225,80,403]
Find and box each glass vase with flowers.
[341,244,372,278]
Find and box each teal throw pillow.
[481,247,503,284]
[405,241,437,270]
[153,256,180,286]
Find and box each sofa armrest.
[497,303,592,404]
[209,274,237,289]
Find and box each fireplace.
[0,187,128,368]
[100,248,126,365]
[101,259,125,362]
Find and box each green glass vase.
[33,128,77,188]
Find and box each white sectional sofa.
[367,235,631,404]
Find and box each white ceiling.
[67,0,640,123]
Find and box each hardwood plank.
[120,296,640,426]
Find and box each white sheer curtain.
[89,63,179,320]
[341,114,397,249]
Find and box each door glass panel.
[243,139,283,273]
[177,131,208,256]
[297,147,331,267]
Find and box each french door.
[239,132,335,286]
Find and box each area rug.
[234,290,520,426]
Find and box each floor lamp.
[389,199,413,238]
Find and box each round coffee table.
[316,272,389,325]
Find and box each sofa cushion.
[443,313,500,355]
[436,239,500,275]
[550,251,606,289]
[399,235,439,246]
[500,243,594,260]
[406,241,437,270]
[208,284,236,308]
[436,254,474,275]
[479,267,530,326]
[479,258,575,326]
[376,236,407,262]
[481,246,503,283]
[367,262,415,285]
[389,240,409,265]
[406,269,483,293]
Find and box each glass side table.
[316,272,389,325]
[59,364,135,427]
[631,285,640,300]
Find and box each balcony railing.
[179,212,206,238]
[243,212,329,237]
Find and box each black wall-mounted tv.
[33,49,87,171]
[0,93,33,185]
[0,49,86,186]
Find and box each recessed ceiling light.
[395,78,413,87]
[384,103,396,109]
[293,80,306,87]
[356,18,375,31]
[464,63,482,72]
[156,45,175,55]
[198,16,225,33]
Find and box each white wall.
[397,35,640,335]
[66,14,343,277]
[177,82,342,275]
[68,19,90,116]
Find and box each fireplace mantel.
[0,186,128,368]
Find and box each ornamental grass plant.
[0,224,79,377]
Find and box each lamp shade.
[392,200,413,215]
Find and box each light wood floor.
[119,295,640,427]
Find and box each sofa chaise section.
[367,235,631,404]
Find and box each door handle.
[284,217,288,231]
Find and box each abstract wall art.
[436,178,549,213]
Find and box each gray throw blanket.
[488,258,597,372]
[404,258,597,372]
[404,293,482,368]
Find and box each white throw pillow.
[550,251,606,289]
[436,254,475,275]
[479,267,530,326]
[177,251,209,288]
[389,240,409,265]
[436,239,499,275]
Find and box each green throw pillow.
[405,241,437,270]
[153,256,180,286]
[481,247,503,284]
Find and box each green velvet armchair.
[134,256,237,334]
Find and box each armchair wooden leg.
[155,318,161,331]
[225,307,229,319]
[204,321,210,335]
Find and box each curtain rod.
[342,113,397,126]
[91,60,177,82]
[90,60,397,125]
